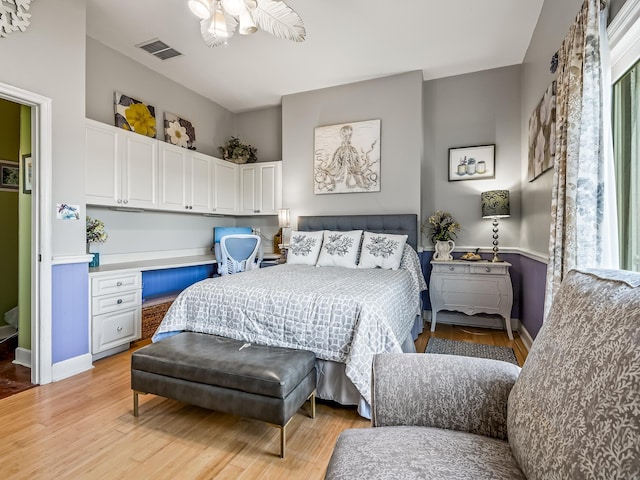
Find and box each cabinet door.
[189,152,212,213]
[257,162,282,215]
[239,165,258,214]
[122,132,158,209]
[212,158,238,214]
[158,143,188,212]
[85,121,119,206]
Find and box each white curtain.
[544,0,619,320]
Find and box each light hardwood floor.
[1,324,527,480]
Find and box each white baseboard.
[0,325,18,340]
[52,353,93,382]
[424,311,520,333]
[519,325,533,352]
[13,347,31,368]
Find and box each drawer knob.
[485,267,491,272]
[116,281,123,286]
[449,266,454,271]
[117,299,123,304]
[117,326,123,332]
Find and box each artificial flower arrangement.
[423,210,461,243]
[219,136,258,164]
[86,216,108,244]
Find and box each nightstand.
[429,260,514,339]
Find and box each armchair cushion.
[372,353,520,440]
[325,426,525,480]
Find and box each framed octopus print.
[313,119,381,194]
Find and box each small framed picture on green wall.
[0,160,19,192]
[22,154,32,194]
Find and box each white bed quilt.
[153,246,427,404]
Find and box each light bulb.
[208,6,230,39]
[238,9,257,35]
[221,0,246,16]
[188,0,211,19]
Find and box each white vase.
[433,240,455,261]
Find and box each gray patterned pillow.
[316,230,363,268]
[358,231,408,270]
[286,230,324,265]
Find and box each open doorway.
[0,81,53,386]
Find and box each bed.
[153,214,426,417]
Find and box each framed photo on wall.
[23,154,32,194]
[0,160,19,191]
[448,144,495,181]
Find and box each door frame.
[0,80,53,384]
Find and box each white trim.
[13,347,31,368]
[0,81,53,386]
[609,0,640,82]
[51,353,93,382]
[425,310,520,332]
[52,254,94,265]
[0,325,18,339]
[519,324,534,352]
[100,247,211,265]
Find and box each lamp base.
[273,228,283,255]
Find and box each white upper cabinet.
[189,152,213,213]
[238,162,282,215]
[85,119,158,209]
[211,157,238,215]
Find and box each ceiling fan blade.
[252,0,306,42]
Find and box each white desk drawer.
[469,264,508,275]
[92,308,141,353]
[91,272,141,297]
[92,290,141,316]
[432,263,468,274]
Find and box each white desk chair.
[218,234,263,276]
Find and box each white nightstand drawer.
[432,263,469,274]
[91,272,141,297]
[469,264,508,275]
[92,308,141,353]
[92,290,141,316]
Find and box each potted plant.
[219,136,257,164]
[423,210,460,261]
[86,216,108,267]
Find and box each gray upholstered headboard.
[297,214,419,251]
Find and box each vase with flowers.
[423,210,461,261]
[86,216,108,267]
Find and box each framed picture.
[22,154,32,194]
[313,119,381,194]
[528,81,556,182]
[164,112,196,150]
[448,144,495,181]
[0,161,19,191]
[114,91,157,138]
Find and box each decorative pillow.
[316,230,363,268]
[358,231,408,270]
[286,230,324,265]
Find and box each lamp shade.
[278,208,290,228]
[481,190,510,218]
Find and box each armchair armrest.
[371,353,521,440]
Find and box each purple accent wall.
[419,251,547,340]
[52,263,89,363]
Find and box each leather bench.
[131,332,317,458]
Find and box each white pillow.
[358,231,408,270]
[286,230,324,265]
[316,230,363,268]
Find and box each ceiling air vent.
[136,39,182,60]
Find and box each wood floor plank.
[1,323,526,479]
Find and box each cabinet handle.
[116,281,123,286]
[185,205,188,209]
[485,267,491,272]
[117,299,123,304]
[212,208,216,212]
[117,199,122,204]
[449,266,454,271]
[123,199,128,204]
[189,205,193,210]
[117,326,123,332]
[254,209,260,213]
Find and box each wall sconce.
[274,208,290,255]
[481,190,510,262]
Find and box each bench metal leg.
[280,424,286,459]
[309,390,316,419]
[133,391,146,417]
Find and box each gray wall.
[519,0,583,256]
[86,37,234,158]
[234,106,282,162]
[423,65,522,250]
[281,71,423,229]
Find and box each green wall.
[0,98,20,327]
[19,105,32,349]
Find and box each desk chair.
[218,234,263,276]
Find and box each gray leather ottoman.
[131,332,316,458]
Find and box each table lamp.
[274,208,290,255]
[481,190,510,262]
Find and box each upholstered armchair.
[325,269,640,479]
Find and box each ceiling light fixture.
[188,0,305,47]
